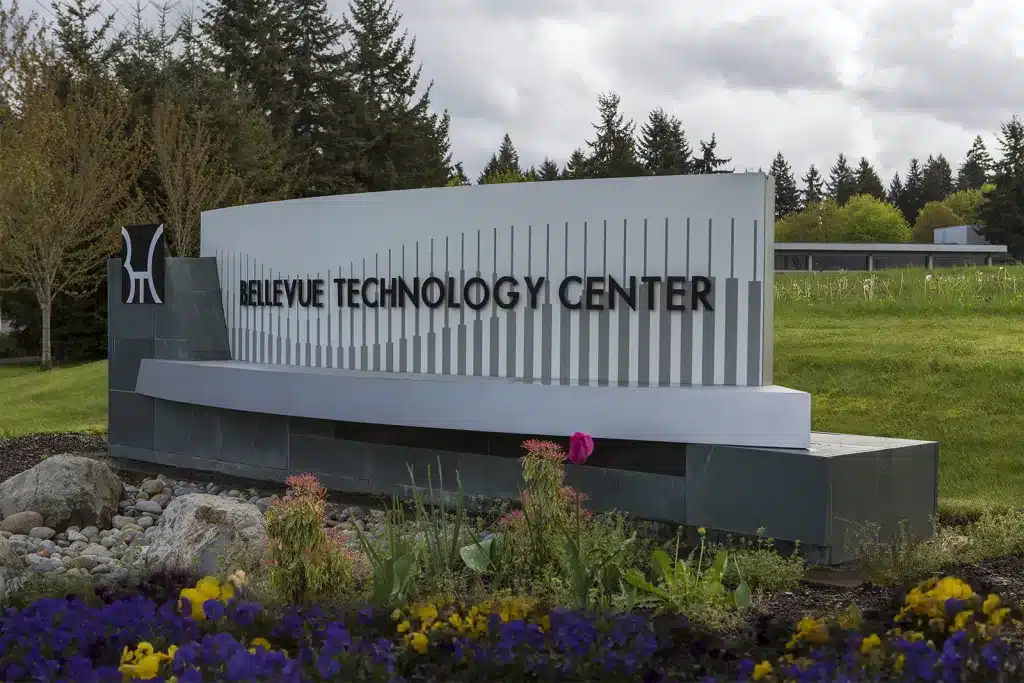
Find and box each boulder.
[145,494,267,575]
[0,536,23,575]
[0,456,122,531]
[0,511,43,535]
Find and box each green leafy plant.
[354,496,421,608]
[625,528,751,627]
[406,460,467,596]
[263,474,355,605]
[561,493,636,611]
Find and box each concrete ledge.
[134,358,812,449]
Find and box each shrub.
[264,473,356,605]
[913,200,963,242]
[835,194,912,243]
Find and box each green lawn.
[0,361,108,437]
[1,266,1022,515]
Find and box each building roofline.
[776,242,1008,254]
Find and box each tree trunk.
[39,294,52,371]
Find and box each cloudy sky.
[105,0,1017,184]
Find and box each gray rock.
[0,536,23,571]
[135,500,163,515]
[0,511,44,535]
[255,497,274,513]
[69,541,87,552]
[66,526,80,534]
[145,494,267,575]
[80,526,99,539]
[29,527,55,540]
[112,516,135,529]
[82,544,110,557]
[0,531,10,539]
[68,555,99,571]
[90,564,111,575]
[136,491,149,501]
[118,501,132,511]
[123,485,139,495]
[38,540,57,553]
[150,493,172,507]
[348,506,367,521]
[207,486,221,496]
[24,553,43,565]
[54,532,68,542]
[136,516,154,529]
[67,531,88,544]
[0,456,122,531]
[227,490,241,498]
[100,537,116,549]
[98,530,113,539]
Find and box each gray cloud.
[854,1,1023,130]
[605,14,842,93]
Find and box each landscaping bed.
[3,435,1024,681]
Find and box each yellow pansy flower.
[752,660,772,681]
[860,634,881,654]
[407,632,429,654]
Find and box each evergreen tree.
[584,92,645,178]
[956,135,993,191]
[448,161,469,186]
[692,133,732,174]
[476,134,523,183]
[768,152,799,219]
[899,158,926,224]
[801,165,824,205]
[537,158,560,181]
[51,0,125,76]
[637,107,692,175]
[562,148,589,179]
[977,116,1024,258]
[825,153,857,204]
[200,0,293,128]
[854,157,886,200]
[921,154,955,204]
[340,0,452,190]
[887,173,904,210]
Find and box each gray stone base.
[110,401,937,565]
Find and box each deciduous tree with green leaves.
[913,201,962,243]
[0,57,146,369]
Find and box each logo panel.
[120,224,166,304]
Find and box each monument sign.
[106,173,938,564]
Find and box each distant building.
[775,242,1013,272]
[933,224,990,246]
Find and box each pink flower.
[568,432,594,464]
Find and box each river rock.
[29,527,55,540]
[135,500,163,515]
[0,511,44,535]
[0,455,122,530]
[145,494,267,575]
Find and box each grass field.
[1,265,1022,515]
[0,361,107,437]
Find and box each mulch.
[0,431,108,483]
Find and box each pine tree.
[825,154,857,204]
[887,173,904,210]
[563,148,589,179]
[446,162,469,186]
[768,152,799,219]
[801,165,824,205]
[537,158,560,181]
[692,133,732,174]
[51,0,126,76]
[956,135,993,191]
[921,154,955,204]
[977,116,1024,258]
[899,159,926,224]
[584,92,645,178]
[854,157,886,200]
[637,107,692,175]
[340,0,452,190]
[476,133,523,183]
